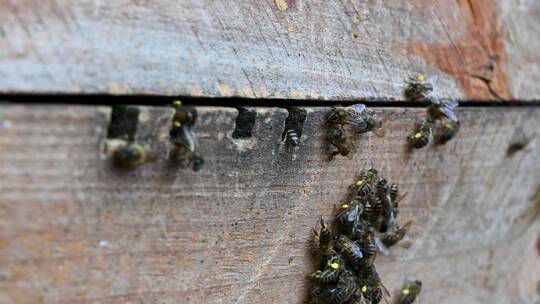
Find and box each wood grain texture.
[0,0,539,101]
[0,104,539,304]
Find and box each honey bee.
[361,193,381,225]
[389,183,399,203]
[399,280,422,304]
[329,269,357,304]
[283,129,300,147]
[349,218,372,241]
[353,168,378,197]
[334,235,364,267]
[405,75,433,102]
[358,266,390,304]
[351,289,369,304]
[310,285,328,304]
[336,201,363,233]
[114,143,151,167]
[326,104,384,136]
[408,119,433,149]
[170,101,204,171]
[313,218,334,256]
[437,120,460,144]
[375,221,413,256]
[326,104,367,127]
[328,127,355,159]
[310,253,344,284]
[426,97,459,123]
[172,100,197,126]
[357,233,377,260]
[376,178,396,233]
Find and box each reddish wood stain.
[393,0,511,100]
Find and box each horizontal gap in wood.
[0,94,539,108]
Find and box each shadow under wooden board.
[0,105,539,304]
[0,0,539,101]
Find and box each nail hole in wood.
[232,106,256,139]
[107,105,140,141]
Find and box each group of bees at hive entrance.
[310,166,420,304]
[325,75,460,159]
[309,76,460,303]
[114,101,204,171]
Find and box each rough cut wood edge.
[0,0,539,101]
[0,104,539,304]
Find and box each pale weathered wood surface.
[0,104,539,303]
[1,0,539,101]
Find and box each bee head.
[192,156,204,171]
[330,128,346,141]
[326,108,346,124]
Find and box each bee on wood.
[358,264,390,304]
[408,119,433,149]
[426,97,459,124]
[399,280,422,304]
[313,218,334,256]
[336,201,363,233]
[375,221,413,256]
[326,104,367,127]
[349,218,372,241]
[329,269,358,304]
[170,100,204,171]
[375,178,396,233]
[350,289,369,304]
[328,127,355,159]
[389,183,399,203]
[357,233,377,260]
[114,143,152,168]
[405,74,433,102]
[311,285,329,304]
[326,104,385,137]
[334,235,364,267]
[389,183,408,216]
[437,120,460,144]
[353,168,378,197]
[284,129,300,147]
[310,253,344,284]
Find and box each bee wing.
[348,103,366,113]
[345,140,357,160]
[380,281,392,298]
[443,99,459,110]
[394,192,408,204]
[171,126,197,152]
[374,236,390,256]
[439,106,459,122]
[397,240,413,249]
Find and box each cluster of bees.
[324,75,461,159]
[310,167,421,304]
[114,101,204,171]
[405,75,460,148]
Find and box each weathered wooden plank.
[0,0,539,101]
[0,104,539,304]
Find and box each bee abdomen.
[361,239,377,259]
[400,294,417,304]
[369,287,383,304]
[285,129,300,146]
[410,133,430,149]
[390,183,399,202]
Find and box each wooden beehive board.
[0,104,538,303]
[0,0,539,101]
